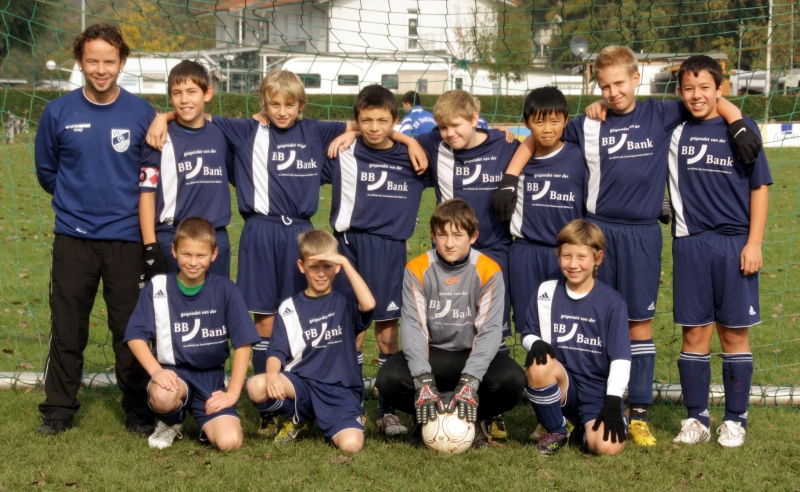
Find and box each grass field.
[0,135,799,490]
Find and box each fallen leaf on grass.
[2,348,13,354]
[329,455,353,465]
[697,473,704,480]
[540,470,555,479]
[263,452,274,460]
[18,273,27,279]
[107,435,116,441]
[66,482,78,487]
[19,362,33,369]
[176,471,186,476]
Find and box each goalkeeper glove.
[142,242,169,282]
[728,119,761,166]
[658,194,673,225]
[591,395,626,443]
[525,339,557,367]
[491,174,520,221]
[413,373,445,425]
[447,374,480,422]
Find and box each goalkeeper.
[376,199,525,448]
[520,219,630,456]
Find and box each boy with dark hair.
[522,219,630,456]
[125,217,260,451]
[246,229,375,452]
[376,199,526,448]
[669,55,771,448]
[399,90,436,136]
[493,45,760,446]
[324,84,427,436]
[34,23,155,435]
[139,60,235,279]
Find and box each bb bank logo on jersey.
[526,181,575,202]
[112,129,130,152]
[429,299,471,319]
[602,134,653,154]
[178,157,223,179]
[272,151,317,171]
[303,322,343,347]
[360,171,409,192]
[455,165,502,185]
[553,322,602,346]
[174,319,227,342]
[680,144,733,167]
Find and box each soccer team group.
[33,24,771,456]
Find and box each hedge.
[1,88,797,125]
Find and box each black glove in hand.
[728,119,761,166]
[142,242,169,282]
[658,194,673,225]
[447,374,480,422]
[591,395,626,443]
[525,339,557,367]
[413,373,445,425]
[491,174,520,221]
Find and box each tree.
[0,0,53,71]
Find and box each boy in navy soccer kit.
[399,91,436,136]
[324,85,427,436]
[494,45,760,445]
[668,56,771,448]
[246,229,375,453]
[139,61,235,279]
[126,217,260,451]
[522,219,631,456]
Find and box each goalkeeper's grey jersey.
[401,249,504,380]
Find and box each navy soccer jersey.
[139,121,234,232]
[35,88,156,242]
[562,98,689,221]
[124,273,260,370]
[418,129,520,249]
[510,141,587,245]
[268,290,372,391]
[211,117,346,219]
[668,116,772,237]
[521,278,631,397]
[399,106,436,136]
[325,138,427,241]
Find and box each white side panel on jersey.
[333,142,358,232]
[509,175,525,237]
[280,299,307,371]
[436,141,455,201]
[583,119,602,214]
[252,126,271,215]
[536,280,558,344]
[668,123,689,237]
[159,136,178,226]
[151,275,176,366]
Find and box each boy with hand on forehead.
[246,229,375,452]
[125,217,261,451]
[494,45,760,446]
[139,60,235,280]
[668,56,771,448]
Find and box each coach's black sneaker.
[35,419,73,435]
[409,420,424,448]
[125,412,156,436]
[536,432,568,456]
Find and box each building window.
[300,74,321,88]
[408,10,419,51]
[455,77,463,90]
[338,75,359,86]
[258,19,269,44]
[417,79,428,94]
[381,74,399,90]
[236,17,245,45]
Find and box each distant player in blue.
[399,91,436,136]
[521,219,631,456]
[668,56,772,448]
[125,217,261,451]
[474,97,489,130]
[246,229,375,453]
[139,61,234,279]
[494,45,761,446]
[324,84,427,437]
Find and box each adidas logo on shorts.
[647,302,656,311]
[749,306,756,316]
[538,292,550,301]
[154,289,166,299]
[386,301,399,311]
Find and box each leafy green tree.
[0,0,53,71]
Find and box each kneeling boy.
[246,229,375,453]
[125,217,261,451]
[521,219,631,456]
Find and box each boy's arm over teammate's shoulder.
[34,105,60,195]
[138,140,161,245]
[400,255,432,377]
[208,115,255,150]
[560,116,586,146]
[462,254,504,380]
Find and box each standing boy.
[521,219,630,456]
[139,61,235,279]
[324,85,428,436]
[376,199,526,447]
[246,229,375,453]
[126,217,260,451]
[668,56,771,448]
[399,91,436,136]
[34,24,155,435]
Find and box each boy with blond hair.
[246,229,375,452]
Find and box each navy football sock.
[377,353,394,418]
[678,352,711,427]
[722,352,753,427]
[155,404,185,427]
[497,340,510,356]
[525,383,567,435]
[254,398,295,419]
[629,339,656,421]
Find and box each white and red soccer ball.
[421,413,475,454]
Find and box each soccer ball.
[421,413,475,454]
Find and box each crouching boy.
[246,229,375,453]
[125,217,261,451]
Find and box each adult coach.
[34,24,156,435]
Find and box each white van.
[66,57,210,94]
